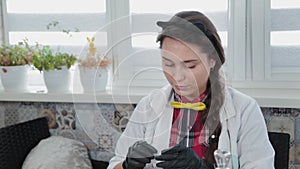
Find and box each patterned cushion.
[22,136,92,169]
[0,117,50,169]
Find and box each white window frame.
[265,0,300,82]
[228,0,300,108]
[230,0,300,86]
[109,1,168,89]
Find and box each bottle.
[214,149,231,169]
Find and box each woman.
[108,11,274,169]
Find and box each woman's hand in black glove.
[122,141,157,169]
[155,144,214,169]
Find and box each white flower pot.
[43,66,71,93]
[0,65,28,92]
[79,67,108,92]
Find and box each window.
[2,0,107,91]
[4,0,106,47]
[225,0,300,107]
[113,0,229,91]
[1,0,299,106]
[2,0,229,91]
[230,0,300,89]
[268,0,300,81]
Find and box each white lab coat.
[108,85,275,169]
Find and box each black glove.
[155,144,214,169]
[122,141,158,169]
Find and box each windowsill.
[236,88,300,108]
[0,86,151,104]
[0,86,299,108]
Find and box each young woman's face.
[161,37,216,101]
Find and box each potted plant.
[33,45,77,93]
[0,40,36,92]
[78,37,111,92]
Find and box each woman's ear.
[209,59,216,70]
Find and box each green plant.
[78,37,111,68]
[33,45,77,71]
[0,39,37,66]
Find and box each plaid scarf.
[169,91,209,159]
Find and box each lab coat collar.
[220,87,237,122]
[149,85,173,115]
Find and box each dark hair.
[156,11,225,164]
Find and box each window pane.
[270,0,300,68]
[130,0,227,13]
[271,0,300,9]
[9,32,107,55]
[4,0,107,54]
[6,0,105,13]
[131,33,158,48]
[271,31,300,46]
[130,0,228,48]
